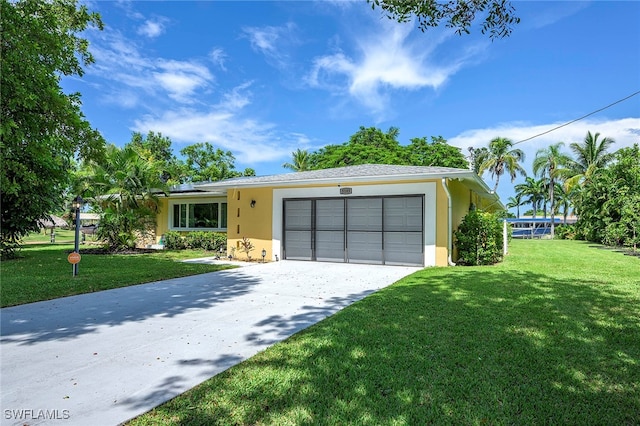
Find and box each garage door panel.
[384,232,423,265]
[316,231,345,262]
[284,231,312,260]
[384,197,423,232]
[347,198,382,231]
[284,200,312,230]
[347,231,383,264]
[316,199,344,230]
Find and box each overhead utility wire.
[513,90,640,146]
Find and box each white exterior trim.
[168,196,228,232]
[272,182,437,266]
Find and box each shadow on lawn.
[137,267,640,425]
[0,268,259,345]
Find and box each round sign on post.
[68,252,81,264]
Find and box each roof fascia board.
[194,169,480,190]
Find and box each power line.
[513,90,640,145]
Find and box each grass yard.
[21,228,78,244]
[128,239,640,425]
[0,244,234,307]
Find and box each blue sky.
[66,1,640,206]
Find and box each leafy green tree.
[283,149,311,172]
[479,137,526,192]
[368,0,520,39]
[404,136,468,168]
[127,131,185,184]
[468,146,490,175]
[180,142,253,182]
[532,142,572,238]
[561,131,615,191]
[575,144,640,249]
[309,127,405,169]
[1,0,105,258]
[309,127,467,170]
[86,144,168,250]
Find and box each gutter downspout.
[441,178,456,266]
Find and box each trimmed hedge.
[163,231,226,252]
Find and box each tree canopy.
[1,0,105,258]
[283,149,311,172]
[368,0,520,39]
[479,137,526,192]
[180,142,255,183]
[308,127,468,170]
[575,144,640,250]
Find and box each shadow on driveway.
[0,269,259,346]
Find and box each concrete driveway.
[1,260,420,426]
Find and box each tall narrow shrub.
[454,210,505,266]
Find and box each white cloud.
[242,23,298,68]
[137,19,167,38]
[153,60,213,103]
[132,84,308,164]
[209,47,227,71]
[307,20,484,117]
[86,29,213,107]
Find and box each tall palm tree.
[515,177,546,219]
[532,142,572,238]
[506,194,523,218]
[561,131,615,191]
[479,137,526,192]
[282,148,311,172]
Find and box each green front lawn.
[0,244,234,307]
[129,240,640,425]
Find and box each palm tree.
[506,194,523,218]
[554,183,575,224]
[87,144,168,250]
[561,131,615,191]
[515,177,546,219]
[479,137,526,192]
[532,142,572,238]
[282,148,311,172]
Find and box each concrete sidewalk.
[1,261,419,426]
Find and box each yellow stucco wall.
[433,182,449,267]
[226,187,274,260]
[156,177,496,266]
[155,198,169,243]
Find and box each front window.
[171,202,227,230]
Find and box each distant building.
[507,216,577,239]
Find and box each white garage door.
[283,196,423,266]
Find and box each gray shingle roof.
[194,164,473,188]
